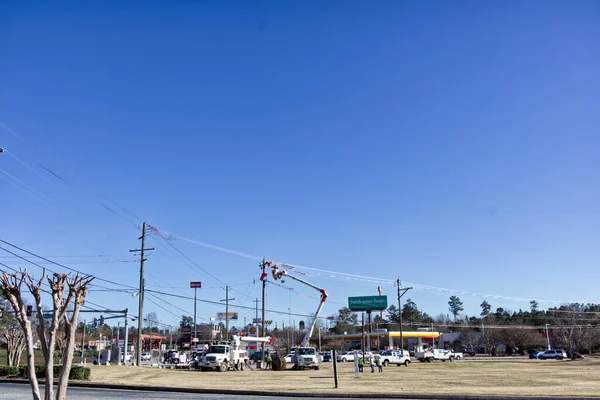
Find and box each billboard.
[217,312,238,321]
[190,281,201,289]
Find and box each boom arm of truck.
[271,265,328,347]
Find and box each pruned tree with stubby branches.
[0,268,93,400]
[2,316,26,366]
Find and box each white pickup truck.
[415,348,462,362]
[376,350,411,367]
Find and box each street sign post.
[190,282,201,342]
[348,295,388,311]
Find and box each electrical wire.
[145,288,327,320]
[0,239,136,290]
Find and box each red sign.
[182,326,192,333]
[190,281,201,289]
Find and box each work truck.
[415,348,462,362]
[200,335,271,371]
[376,349,411,367]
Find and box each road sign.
[190,281,201,289]
[192,337,199,343]
[348,295,388,311]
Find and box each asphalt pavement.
[0,383,357,400]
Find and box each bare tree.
[497,326,541,355]
[0,269,93,400]
[550,305,599,358]
[0,270,41,400]
[3,318,26,366]
[55,273,94,400]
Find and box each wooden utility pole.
[220,286,234,343]
[395,278,412,350]
[130,221,154,366]
[260,258,267,368]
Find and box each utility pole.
[123,309,129,365]
[220,286,235,343]
[395,278,412,350]
[253,298,259,325]
[259,258,267,368]
[130,221,154,367]
[80,319,86,365]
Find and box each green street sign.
[348,295,388,311]
[43,313,53,319]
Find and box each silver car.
[538,349,567,360]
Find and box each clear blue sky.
[1,1,598,330]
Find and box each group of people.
[357,355,383,374]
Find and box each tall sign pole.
[190,282,201,344]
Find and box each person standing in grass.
[377,356,383,372]
[370,356,375,373]
[358,356,364,372]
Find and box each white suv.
[141,352,152,361]
[538,349,567,360]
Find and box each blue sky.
[1,1,599,330]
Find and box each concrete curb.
[1,379,599,399]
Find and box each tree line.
[325,297,600,356]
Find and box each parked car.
[538,349,567,360]
[322,352,332,362]
[337,351,355,362]
[141,352,152,361]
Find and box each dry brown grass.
[89,358,600,397]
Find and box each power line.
[0,239,136,290]
[145,288,327,320]
[0,121,142,229]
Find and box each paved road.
[0,383,358,400]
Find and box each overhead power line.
[0,238,136,290]
[145,288,325,320]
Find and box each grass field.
[88,358,600,397]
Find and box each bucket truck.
[200,334,273,372]
[271,264,327,370]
